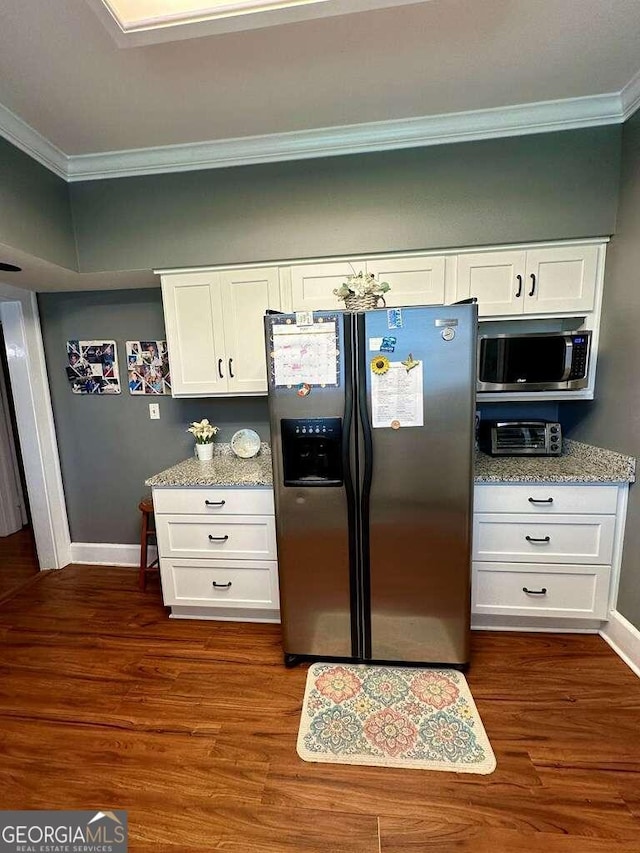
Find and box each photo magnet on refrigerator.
[387,308,403,329]
[380,336,397,353]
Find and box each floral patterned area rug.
[297,662,496,774]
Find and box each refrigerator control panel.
[280,418,343,487]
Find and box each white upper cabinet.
[290,256,446,312]
[455,244,599,317]
[161,267,281,397]
[290,261,360,312]
[366,256,446,307]
[220,268,281,394]
[524,245,598,314]
[455,251,526,317]
[159,239,606,397]
[162,272,228,396]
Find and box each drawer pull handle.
[205,500,226,507]
[208,534,229,542]
[528,497,553,504]
[525,535,550,543]
[212,581,232,590]
[523,586,547,596]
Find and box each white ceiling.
[0,0,639,177]
[1,0,640,290]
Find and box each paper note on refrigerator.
[371,361,424,428]
[271,321,338,387]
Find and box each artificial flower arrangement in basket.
[187,418,219,461]
[333,269,391,311]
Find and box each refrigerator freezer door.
[362,305,476,665]
[266,312,355,659]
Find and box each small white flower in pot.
[187,419,219,461]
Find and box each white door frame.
[0,280,71,569]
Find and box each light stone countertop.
[146,442,273,487]
[474,438,635,484]
[146,438,635,489]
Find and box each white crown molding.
[0,88,631,184]
[620,69,640,121]
[0,103,68,180]
[65,92,625,182]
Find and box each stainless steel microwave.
[477,330,592,392]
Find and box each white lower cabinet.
[152,486,279,622]
[472,482,626,626]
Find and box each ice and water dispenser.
[280,418,343,487]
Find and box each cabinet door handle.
[525,535,550,543]
[523,586,547,595]
[528,497,553,504]
[208,534,229,542]
[228,358,234,378]
[218,358,224,379]
[515,274,523,298]
[205,500,226,507]
[528,273,536,297]
[212,581,232,589]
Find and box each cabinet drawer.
[473,513,615,564]
[472,562,610,619]
[474,484,618,515]
[152,487,274,516]
[157,514,277,560]
[160,558,279,608]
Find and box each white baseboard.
[70,542,156,567]
[600,610,640,679]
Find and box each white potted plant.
[333,270,391,311]
[187,418,219,461]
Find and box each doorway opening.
[0,321,39,598]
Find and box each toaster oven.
[478,420,562,457]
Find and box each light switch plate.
[149,403,160,420]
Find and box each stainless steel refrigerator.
[265,303,477,668]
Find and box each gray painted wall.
[0,139,77,269]
[38,288,269,544]
[69,127,621,273]
[563,110,640,630]
[32,123,626,549]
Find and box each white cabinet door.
[366,256,446,306]
[163,268,282,397]
[455,251,526,316]
[220,267,281,394]
[291,256,446,311]
[290,262,359,311]
[162,273,228,396]
[524,245,598,314]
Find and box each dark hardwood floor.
[0,564,639,851]
[0,525,39,601]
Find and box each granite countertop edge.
[146,439,636,488]
[474,439,635,485]
[145,442,273,487]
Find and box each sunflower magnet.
[370,355,390,376]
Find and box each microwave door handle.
[560,339,573,381]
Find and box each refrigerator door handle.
[356,313,373,659]
[342,315,361,658]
